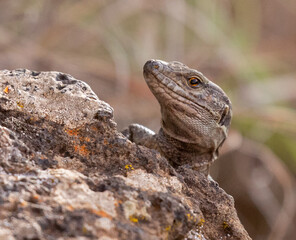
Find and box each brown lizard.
[122,59,232,175]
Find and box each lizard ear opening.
[188,77,202,88]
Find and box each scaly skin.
[122,59,232,175]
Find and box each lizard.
[122,59,232,175]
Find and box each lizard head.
[143,59,232,156]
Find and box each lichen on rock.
[0,69,251,239]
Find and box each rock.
[0,69,251,240]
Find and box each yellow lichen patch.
[91,209,113,219]
[187,213,197,222]
[82,225,89,234]
[129,216,138,223]
[198,218,205,227]
[48,177,58,184]
[123,200,151,223]
[125,164,134,170]
[222,220,233,236]
[4,86,10,94]
[30,116,38,122]
[164,225,171,232]
[16,101,24,108]
[223,221,230,229]
[74,144,89,157]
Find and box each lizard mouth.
[218,105,231,127]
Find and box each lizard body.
[123,60,232,175]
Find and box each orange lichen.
[65,128,94,157]
[19,200,28,207]
[114,200,122,207]
[31,194,40,202]
[74,144,89,156]
[91,209,112,219]
[4,86,9,94]
[66,205,74,211]
[90,126,98,131]
[103,139,108,145]
[65,128,79,136]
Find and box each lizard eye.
[188,77,202,88]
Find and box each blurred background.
[0,1,295,239]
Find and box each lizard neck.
[157,128,217,173]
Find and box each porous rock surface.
[0,69,251,240]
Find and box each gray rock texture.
[0,69,251,240]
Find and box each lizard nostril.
[144,60,156,72]
[150,60,159,69]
